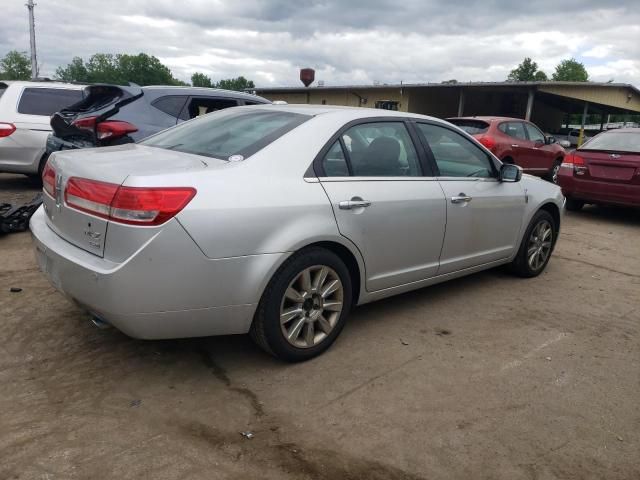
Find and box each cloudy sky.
[1,0,638,87]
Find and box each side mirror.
[500,163,522,182]
[546,136,556,145]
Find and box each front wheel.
[510,210,557,278]
[250,247,353,362]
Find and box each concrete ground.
[1,173,638,480]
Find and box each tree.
[215,76,255,91]
[191,72,213,88]
[55,53,185,86]
[0,50,31,80]
[507,57,547,82]
[552,58,589,82]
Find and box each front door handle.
[339,199,372,210]
[511,144,520,148]
[451,194,472,204]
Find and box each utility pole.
[26,0,38,79]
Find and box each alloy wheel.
[551,164,561,184]
[527,220,553,271]
[280,265,344,348]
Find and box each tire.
[510,210,557,278]
[565,198,584,211]
[547,159,562,184]
[250,247,353,362]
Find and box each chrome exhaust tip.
[90,315,112,330]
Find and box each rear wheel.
[510,210,556,278]
[250,247,353,362]
[565,198,584,211]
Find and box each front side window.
[417,123,496,178]
[341,122,421,176]
[142,109,309,160]
[499,121,527,140]
[17,88,83,116]
[524,123,545,143]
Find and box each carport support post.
[457,89,465,117]
[599,113,606,132]
[525,89,535,121]
[579,102,589,147]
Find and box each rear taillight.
[42,162,56,197]
[561,152,586,174]
[477,135,496,150]
[64,177,196,226]
[0,122,16,138]
[96,121,138,140]
[72,116,97,132]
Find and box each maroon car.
[448,116,565,183]
[557,128,640,211]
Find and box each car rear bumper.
[30,206,288,339]
[558,168,640,207]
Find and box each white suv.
[0,81,85,177]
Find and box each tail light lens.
[65,177,196,226]
[477,135,496,150]
[72,116,97,132]
[0,122,16,138]
[96,121,138,140]
[42,162,56,197]
[561,153,586,174]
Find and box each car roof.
[0,80,85,89]
[447,116,526,122]
[141,85,269,102]
[245,103,448,123]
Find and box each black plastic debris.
[0,193,43,234]
[10,287,22,293]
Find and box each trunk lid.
[577,150,640,184]
[44,144,213,257]
[49,84,143,142]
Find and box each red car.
[557,128,640,210]
[447,116,565,183]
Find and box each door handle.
[451,194,472,204]
[511,144,519,148]
[339,199,372,210]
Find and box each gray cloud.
[0,0,638,86]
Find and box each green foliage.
[507,57,547,82]
[0,50,32,80]
[190,73,255,91]
[55,53,185,86]
[216,76,255,91]
[551,58,589,82]
[191,72,213,88]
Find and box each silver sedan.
[31,105,564,361]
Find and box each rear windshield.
[580,131,640,153]
[17,87,83,116]
[141,108,310,160]
[447,119,489,135]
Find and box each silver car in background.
[31,105,564,361]
[0,81,85,176]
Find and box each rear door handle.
[339,199,372,210]
[451,194,472,204]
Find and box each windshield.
[142,108,310,160]
[448,119,489,135]
[580,131,640,153]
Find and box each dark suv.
[46,85,271,155]
[447,116,566,183]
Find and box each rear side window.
[17,88,83,116]
[499,122,527,140]
[141,109,310,160]
[152,95,188,118]
[322,141,350,176]
[341,122,421,176]
[448,119,489,135]
[181,97,239,120]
